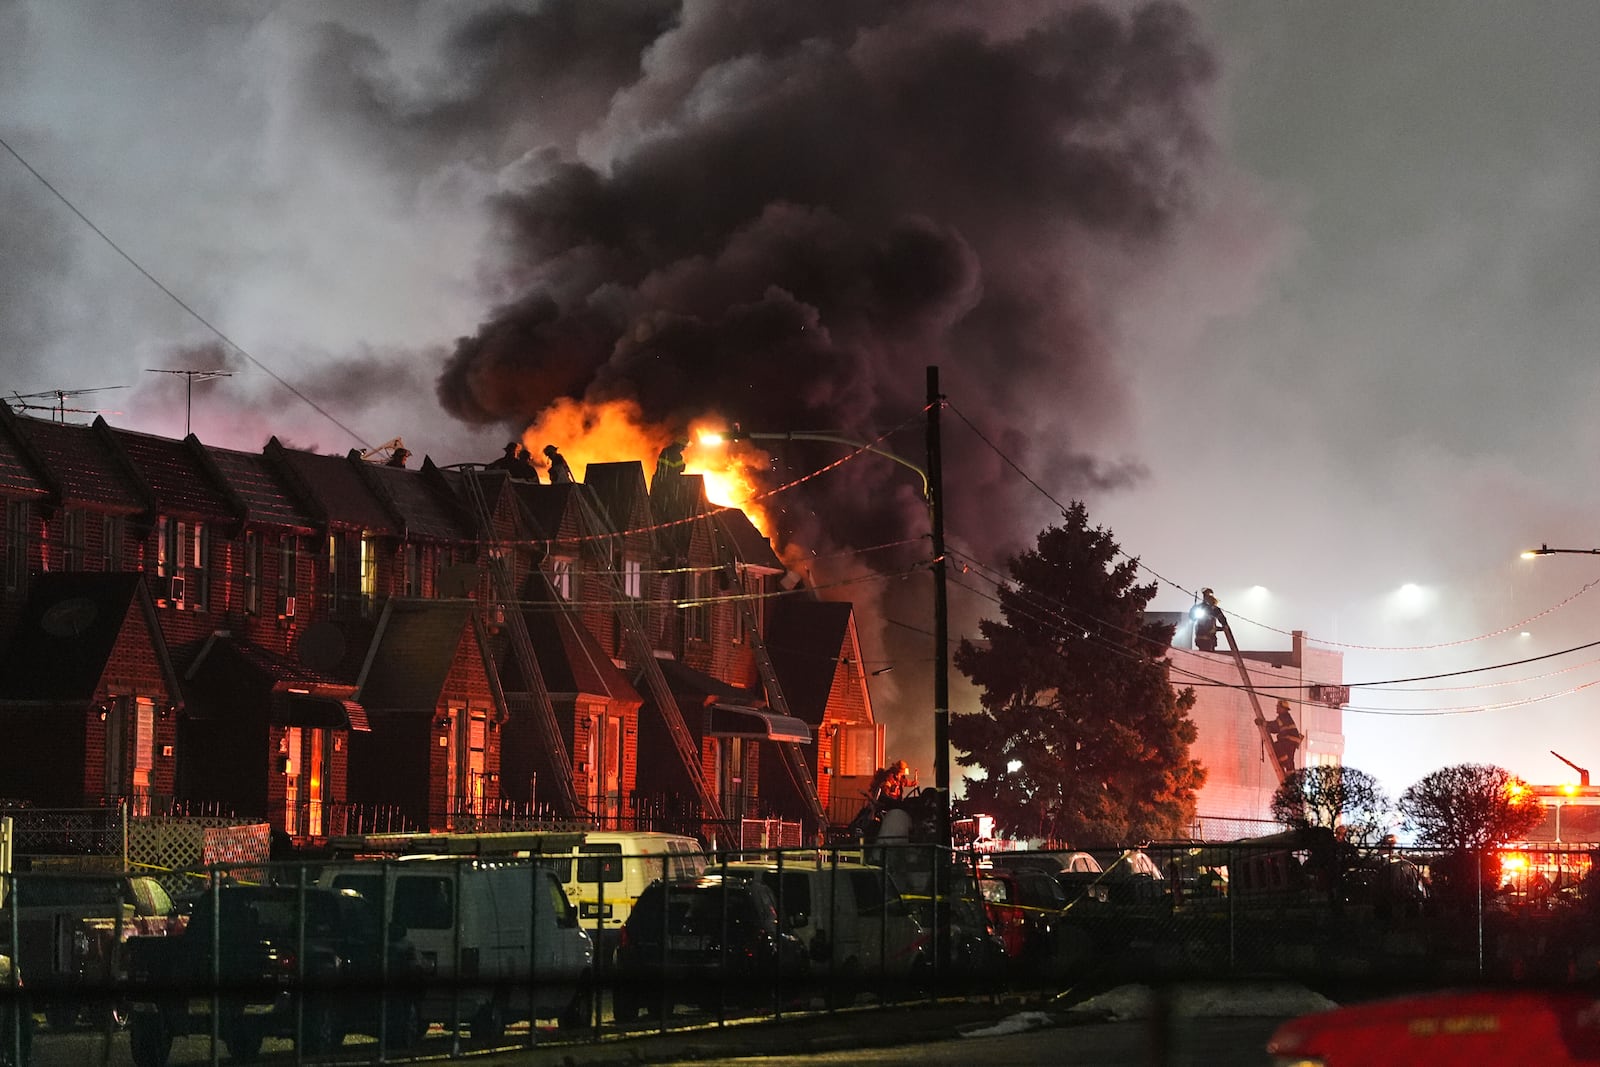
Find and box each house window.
[278,534,299,602]
[444,706,489,827]
[62,508,86,570]
[682,570,710,641]
[359,535,378,616]
[623,557,642,599]
[155,518,206,605]
[243,531,262,614]
[103,697,155,815]
[327,532,361,615]
[550,556,573,600]
[5,500,29,593]
[404,543,422,597]
[101,515,124,571]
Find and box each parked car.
[538,831,704,968]
[1088,849,1169,904]
[124,884,427,1067]
[612,875,808,1020]
[0,872,184,1031]
[901,868,1008,991]
[979,866,1070,976]
[319,857,594,1039]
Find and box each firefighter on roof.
[544,444,575,484]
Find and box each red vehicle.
[1268,988,1600,1065]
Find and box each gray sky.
[4,1,1600,801]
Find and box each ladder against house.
[460,467,581,818]
[570,490,724,822]
[710,531,826,828]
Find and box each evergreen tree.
[951,502,1204,844]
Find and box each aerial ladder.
[460,467,581,817]
[707,516,827,829]
[570,491,724,822]
[1191,588,1303,784]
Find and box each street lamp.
[1521,545,1600,559]
[711,368,953,975]
[705,426,931,499]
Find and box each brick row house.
[0,403,883,845]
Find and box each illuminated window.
[623,557,642,599]
[359,535,378,615]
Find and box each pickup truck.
[124,884,425,1067]
[0,871,184,1032]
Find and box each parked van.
[317,857,593,1041]
[538,832,705,964]
[717,858,925,983]
[326,829,704,968]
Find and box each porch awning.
[280,695,371,733]
[706,703,812,743]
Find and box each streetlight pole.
[926,365,952,980]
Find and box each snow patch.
[963,1011,1056,1037]
[1065,982,1338,1021]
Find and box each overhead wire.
[941,401,1600,712]
[945,397,1600,658]
[0,132,374,450]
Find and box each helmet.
[543,444,559,456]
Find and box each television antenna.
[9,385,130,423]
[145,368,234,436]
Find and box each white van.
[538,831,705,964]
[718,858,926,983]
[319,857,594,1041]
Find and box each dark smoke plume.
[312,0,1219,763]
[415,1,1216,524]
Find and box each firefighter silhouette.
[1268,699,1304,773]
[1192,588,1223,651]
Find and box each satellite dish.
[296,621,346,673]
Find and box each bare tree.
[1399,763,1544,850]
[1271,765,1392,849]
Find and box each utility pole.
[927,364,952,978]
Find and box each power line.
[0,131,373,450]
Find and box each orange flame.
[685,418,773,536]
[516,400,775,537]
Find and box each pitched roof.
[357,461,474,542]
[109,428,238,522]
[583,461,650,533]
[508,582,640,702]
[649,473,707,557]
[0,406,52,499]
[11,417,145,513]
[355,599,477,713]
[0,572,171,703]
[712,509,783,572]
[266,441,396,534]
[649,656,753,704]
[203,446,318,532]
[765,599,856,727]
